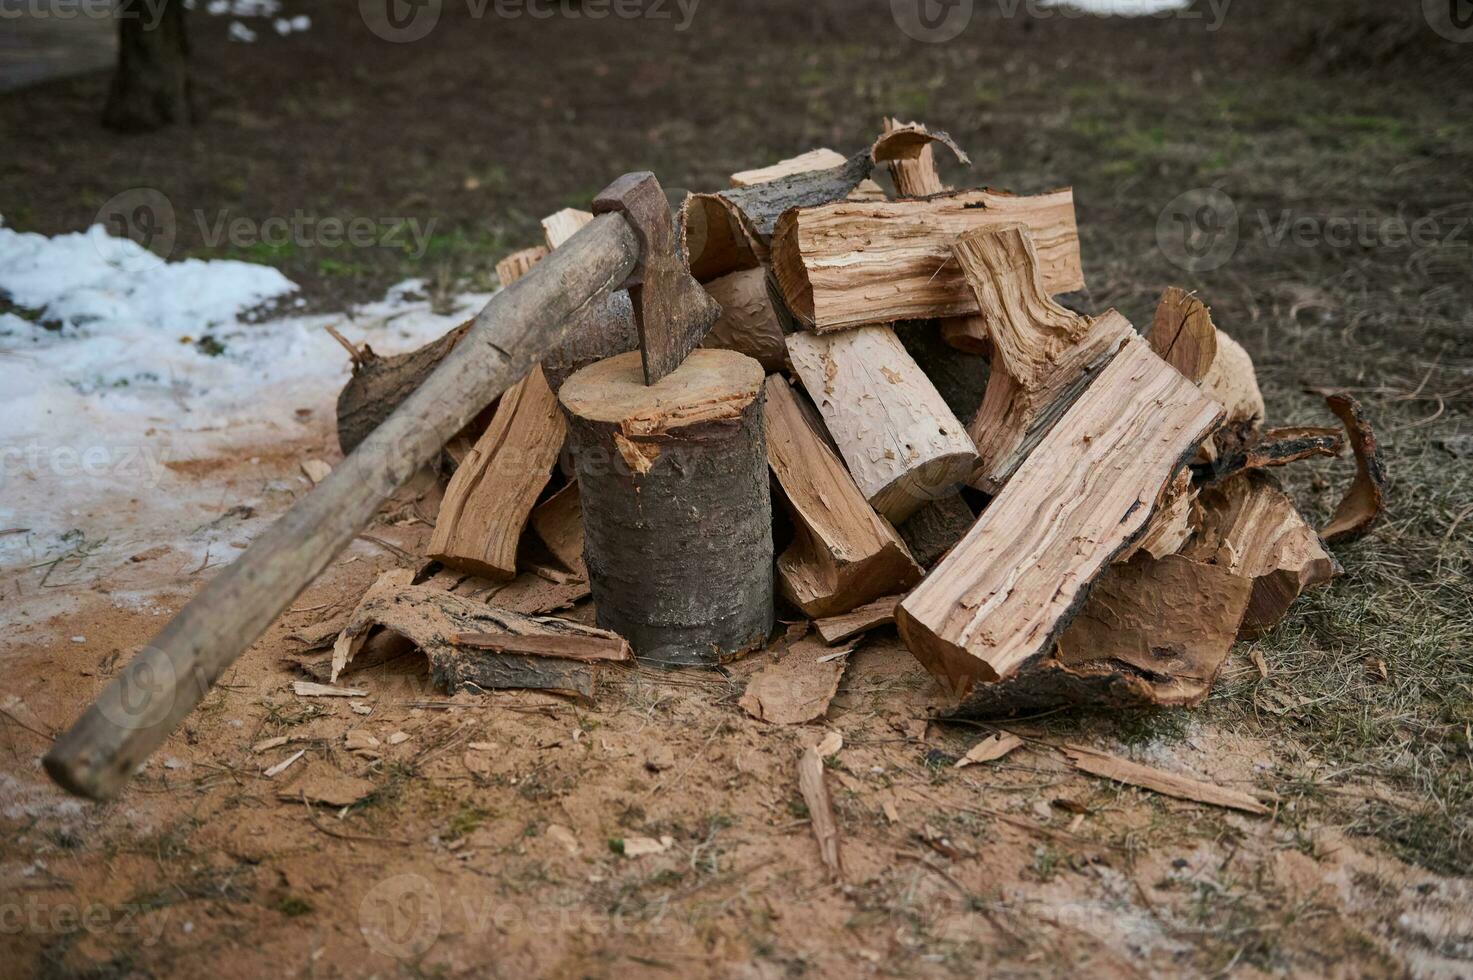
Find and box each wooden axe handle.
[43,213,641,801]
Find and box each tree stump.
[558,349,773,666]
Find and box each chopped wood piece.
[560,350,774,666]
[893,320,989,426]
[332,571,615,700]
[874,118,970,197]
[496,246,548,287]
[813,596,901,646]
[1319,392,1387,543]
[1202,425,1345,484]
[701,268,789,372]
[786,326,979,523]
[897,334,1224,695]
[897,491,976,569]
[427,366,565,580]
[453,631,631,663]
[264,749,306,777]
[797,748,843,878]
[739,637,856,725]
[529,482,584,574]
[730,148,846,188]
[956,225,1135,492]
[954,733,1023,768]
[541,208,594,249]
[771,187,1085,333]
[1061,744,1271,815]
[335,319,473,454]
[764,377,923,617]
[1148,286,1218,383]
[1184,472,1340,637]
[293,682,366,698]
[1118,468,1199,563]
[301,459,332,484]
[683,150,876,281]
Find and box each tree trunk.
[103,0,192,132]
[559,349,773,666]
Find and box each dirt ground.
[3,1,1472,977]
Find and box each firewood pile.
[328,120,1386,719]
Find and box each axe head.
[594,171,721,386]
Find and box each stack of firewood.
[329,121,1385,717]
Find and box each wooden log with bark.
[771,187,1085,333]
[700,267,789,372]
[426,365,566,580]
[540,207,641,392]
[896,490,976,569]
[559,349,774,665]
[957,225,1135,492]
[896,334,1224,696]
[786,326,978,523]
[764,376,923,618]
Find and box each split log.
[771,187,1085,333]
[953,554,1253,717]
[1118,468,1199,563]
[529,481,584,574]
[814,595,901,646]
[957,225,1134,492]
[559,349,773,665]
[871,120,970,185]
[427,365,565,580]
[1183,471,1339,637]
[764,376,922,618]
[1148,285,1218,383]
[1151,289,1264,461]
[336,319,473,454]
[787,326,978,523]
[542,208,594,249]
[896,334,1224,696]
[1318,392,1387,543]
[331,570,619,700]
[700,267,789,372]
[730,148,848,188]
[896,491,976,569]
[497,246,549,287]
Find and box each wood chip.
[954,733,1024,768]
[300,459,332,484]
[263,749,306,778]
[252,736,290,754]
[621,835,674,858]
[293,681,367,698]
[813,596,902,646]
[739,638,856,725]
[798,748,842,879]
[1061,743,1271,815]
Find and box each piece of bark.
[683,150,876,282]
[771,187,1085,333]
[1149,286,1219,384]
[1319,392,1387,543]
[813,596,901,646]
[529,482,584,574]
[797,748,843,879]
[560,349,773,666]
[786,326,979,523]
[871,119,971,182]
[957,225,1135,492]
[954,733,1023,768]
[1061,744,1271,816]
[764,377,923,618]
[497,246,549,288]
[453,631,631,663]
[336,319,473,454]
[941,545,1252,719]
[739,637,856,725]
[897,334,1224,695]
[427,366,565,580]
[896,491,975,569]
[332,571,613,700]
[700,267,789,372]
[1200,425,1345,485]
[893,320,990,426]
[1184,472,1340,638]
[542,208,594,249]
